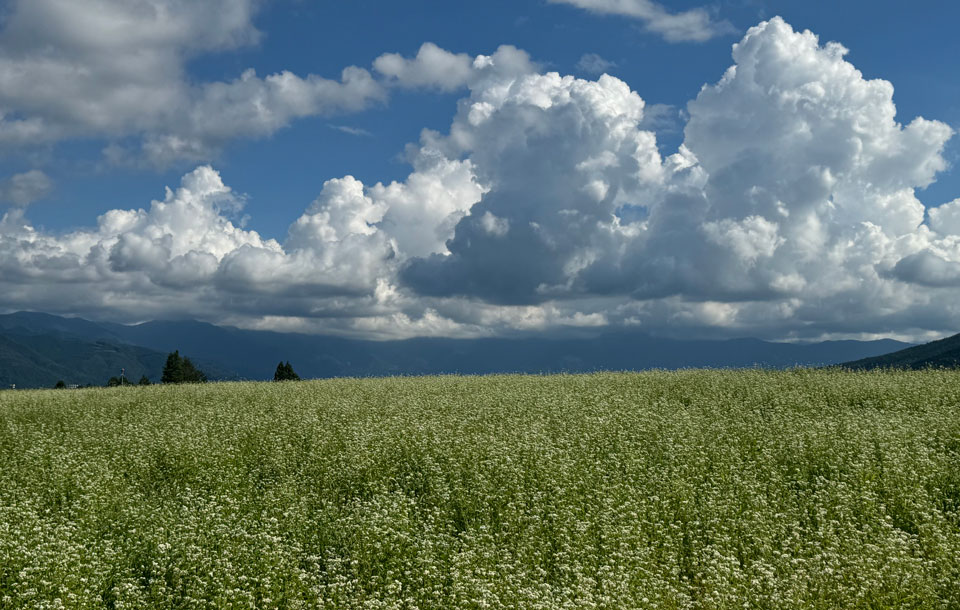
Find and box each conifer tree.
[162,350,183,384]
[274,361,300,381]
[285,361,300,381]
[161,350,207,384]
[181,357,207,383]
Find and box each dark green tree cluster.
[273,361,300,381]
[102,375,149,388]
[161,350,207,384]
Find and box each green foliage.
[1,370,960,608]
[161,350,207,384]
[53,380,65,389]
[105,376,122,387]
[273,360,300,381]
[138,375,151,386]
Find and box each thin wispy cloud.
[0,170,53,206]
[330,125,373,137]
[549,0,735,42]
[575,53,616,74]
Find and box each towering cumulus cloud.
[631,17,954,336]
[401,70,663,304]
[0,17,957,340]
[400,17,955,339]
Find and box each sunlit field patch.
[1,370,959,609]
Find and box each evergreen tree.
[54,380,66,389]
[106,376,121,387]
[161,350,207,384]
[162,350,183,384]
[181,357,207,383]
[285,361,300,381]
[274,361,300,381]
[138,375,151,386]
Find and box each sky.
[0,0,958,342]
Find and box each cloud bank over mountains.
[0,9,957,341]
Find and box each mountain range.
[0,311,918,389]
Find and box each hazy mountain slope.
[352,335,910,377]
[0,312,914,386]
[0,311,124,342]
[101,320,364,380]
[842,333,960,370]
[102,318,911,379]
[0,313,238,388]
[0,333,168,388]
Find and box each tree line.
[52,352,301,388]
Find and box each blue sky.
[1,0,958,341]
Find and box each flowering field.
[1,370,959,609]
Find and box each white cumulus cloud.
[0,17,959,342]
[402,69,663,304]
[0,1,471,166]
[0,1,543,168]
[401,16,958,340]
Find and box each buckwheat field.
[1,370,959,609]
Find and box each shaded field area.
[1,370,959,609]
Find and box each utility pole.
[120,368,126,386]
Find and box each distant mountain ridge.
[841,332,960,370]
[0,311,914,388]
[0,331,167,389]
[0,312,235,388]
